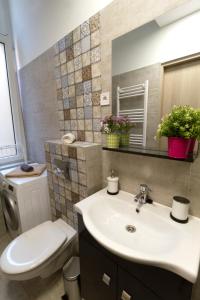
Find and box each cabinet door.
[80,236,117,300]
[118,267,161,300]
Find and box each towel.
[61,133,76,145]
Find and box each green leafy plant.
[157,105,200,140]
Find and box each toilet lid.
[0,221,68,274]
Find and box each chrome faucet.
[134,184,152,213]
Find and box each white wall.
[9,0,113,69]
[0,0,14,46]
[0,0,11,36]
[112,10,200,75]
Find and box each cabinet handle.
[102,273,111,286]
[121,290,132,300]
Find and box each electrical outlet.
[100,92,110,106]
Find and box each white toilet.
[0,219,77,281]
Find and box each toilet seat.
[0,220,68,275]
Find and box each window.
[0,42,16,158]
[0,36,26,166]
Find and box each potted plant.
[101,115,120,148]
[118,116,134,147]
[187,109,200,153]
[157,105,200,159]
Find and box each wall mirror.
[111,7,200,160]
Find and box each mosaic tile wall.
[54,13,103,144]
[45,140,102,229]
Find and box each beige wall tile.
[67,60,74,73]
[85,131,94,142]
[78,159,86,173]
[68,72,75,85]
[79,172,87,185]
[92,62,101,78]
[73,26,81,43]
[59,51,66,64]
[76,95,84,107]
[82,51,91,67]
[61,144,68,156]
[54,55,60,67]
[91,30,100,48]
[68,85,75,97]
[70,108,77,119]
[93,105,101,118]
[92,76,101,92]
[85,119,93,130]
[70,119,78,130]
[77,119,85,130]
[75,70,82,83]
[77,147,86,160]
[61,63,67,76]
[94,132,102,143]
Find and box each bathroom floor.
[0,233,64,300]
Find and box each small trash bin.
[63,256,81,300]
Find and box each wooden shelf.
[102,146,197,162]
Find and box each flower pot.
[120,133,130,147]
[106,134,120,148]
[168,137,191,159]
[188,138,196,153]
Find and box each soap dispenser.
[107,170,119,195]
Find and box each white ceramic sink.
[75,188,200,283]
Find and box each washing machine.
[0,164,51,238]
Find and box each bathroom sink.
[75,189,200,283]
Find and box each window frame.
[0,34,26,167]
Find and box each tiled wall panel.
[44,140,102,230]
[54,13,102,144]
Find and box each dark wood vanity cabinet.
[78,215,193,300]
[117,267,160,300]
[80,237,117,300]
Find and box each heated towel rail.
[117,80,149,147]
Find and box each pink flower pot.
[168,137,191,159]
[188,138,196,153]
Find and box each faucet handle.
[140,184,151,193]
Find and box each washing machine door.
[1,191,19,231]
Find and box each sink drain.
[126,225,136,233]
